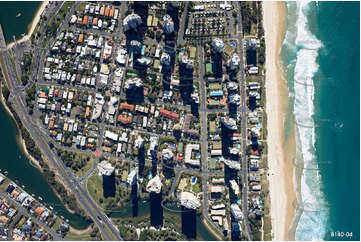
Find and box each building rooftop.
[123,13,142,31]
[97,160,115,176]
[180,191,201,210]
[146,175,162,193]
[184,144,200,166]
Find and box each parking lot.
[185,2,233,39]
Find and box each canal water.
[110,199,218,241]
[0,1,91,230]
[0,2,219,239]
[0,1,41,43]
[0,98,218,237]
[0,104,90,229]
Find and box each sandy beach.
[263,2,297,240]
[7,1,48,49]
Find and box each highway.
[0,2,123,241]
[0,1,255,240]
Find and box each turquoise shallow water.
[281,1,360,240]
[313,2,360,240]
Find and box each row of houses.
[1,176,69,240]
[70,3,119,32]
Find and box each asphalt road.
[0,2,123,240]
[235,2,252,239]
[1,2,255,240]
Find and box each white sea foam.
[285,1,329,240]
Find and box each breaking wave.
[282,1,329,240]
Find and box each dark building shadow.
[179,65,194,104]
[162,162,175,179]
[138,146,145,177]
[228,72,238,82]
[246,49,257,66]
[228,104,238,116]
[151,156,157,177]
[181,206,197,239]
[249,96,257,111]
[134,2,149,26]
[211,53,223,79]
[125,87,144,104]
[162,73,171,92]
[102,173,116,198]
[221,122,234,159]
[231,229,241,241]
[166,2,180,32]
[150,192,163,227]
[173,129,182,141]
[190,102,199,118]
[131,183,139,217]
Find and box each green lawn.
[65,229,93,241]
[58,149,95,177]
[87,173,131,210]
[74,153,95,176]
[192,183,201,193]
[0,54,11,89]
[77,2,87,11]
[87,174,103,206]
[52,217,62,231]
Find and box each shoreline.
[263,2,297,241]
[0,83,87,231]
[7,1,48,49]
[201,217,223,241]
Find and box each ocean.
[281,1,360,241]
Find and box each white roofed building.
[97,160,115,176]
[211,38,224,53]
[162,148,174,162]
[230,203,243,221]
[180,192,201,210]
[160,52,171,66]
[222,158,241,170]
[221,117,238,130]
[134,136,144,149]
[179,53,194,69]
[123,14,142,31]
[163,15,174,35]
[226,82,238,92]
[229,94,241,106]
[146,175,162,193]
[230,180,240,195]
[104,130,118,142]
[184,144,200,166]
[229,53,240,70]
[124,78,143,90]
[127,169,137,186]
